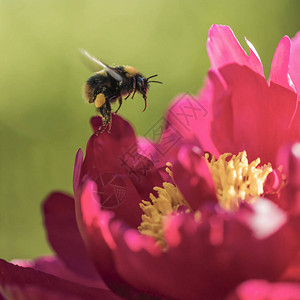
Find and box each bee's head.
[136,76,148,97]
[136,74,162,112]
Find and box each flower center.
[138,151,273,248]
[138,163,188,249]
[205,151,273,210]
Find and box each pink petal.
[209,70,234,152]
[236,199,287,239]
[73,149,83,194]
[270,35,293,91]
[211,63,298,166]
[207,25,264,77]
[12,256,107,290]
[281,252,300,282]
[287,144,300,212]
[136,137,157,164]
[277,143,300,213]
[136,137,171,181]
[163,86,219,156]
[85,114,137,174]
[0,259,120,300]
[245,37,263,74]
[226,280,300,300]
[173,144,218,210]
[263,168,285,199]
[78,114,163,228]
[233,199,300,279]
[106,200,300,299]
[290,32,300,96]
[43,192,100,281]
[75,181,145,298]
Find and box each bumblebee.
[81,49,162,133]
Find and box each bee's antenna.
[146,74,159,81]
[148,80,163,84]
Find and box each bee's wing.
[79,49,123,82]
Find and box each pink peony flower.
[71,116,300,299]
[1,25,300,300]
[151,25,300,171]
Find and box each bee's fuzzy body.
[81,50,162,133]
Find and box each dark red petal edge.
[43,192,102,280]
[75,180,158,299]
[0,259,120,300]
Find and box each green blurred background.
[0,0,299,260]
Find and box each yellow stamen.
[205,151,272,210]
[139,151,273,248]
[138,164,188,249]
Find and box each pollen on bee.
[94,93,106,108]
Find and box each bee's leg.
[131,77,137,99]
[114,98,123,113]
[107,111,112,133]
[99,116,110,133]
[124,93,131,100]
[97,105,111,134]
[105,101,113,133]
[97,108,108,134]
[94,93,111,134]
[131,89,137,100]
[142,96,147,112]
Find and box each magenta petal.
[43,192,101,280]
[234,199,300,279]
[287,144,300,211]
[290,32,300,96]
[212,63,298,166]
[75,181,117,280]
[226,280,300,300]
[136,137,157,163]
[263,168,285,203]
[244,37,264,76]
[281,252,300,282]
[90,116,102,133]
[108,212,242,299]
[270,35,293,91]
[78,114,163,228]
[12,256,107,290]
[173,144,218,210]
[209,70,234,152]
[83,114,136,174]
[108,200,300,300]
[207,24,264,77]
[119,151,164,205]
[277,143,300,213]
[75,181,144,298]
[136,137,172,182]
[73,149,83,194]
[0,259,120,300]
[164,88,219,157]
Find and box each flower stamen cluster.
[139,151,273,248]
[138,163,188,249]
[205,151,272,210]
